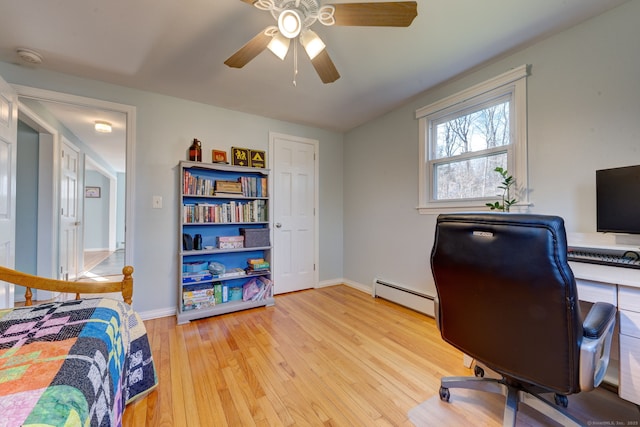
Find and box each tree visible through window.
[416,65,529,212]
[433,98,510,200]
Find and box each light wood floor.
[83,250,112,272]
[123,285,638,426]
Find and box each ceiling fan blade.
[310,50,340,84]
[239,0,256,4]
[224,30,272,69]
[331,1,417,27]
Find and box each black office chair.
[430,213,616,426]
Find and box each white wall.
[343,1,640,297]
[0,62,345,316]
[84,170,110,250]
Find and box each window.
[416,65,529,213]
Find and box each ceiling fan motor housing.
[269,0,320,32]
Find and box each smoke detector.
[16,48,43,65]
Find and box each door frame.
[17,101,60,280]
[0,74,17,308]
[269,132,320,292]
[13,85,136,276]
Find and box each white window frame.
[416,65,530,214]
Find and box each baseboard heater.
[372,278,435,317]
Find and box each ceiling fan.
[224,0,418,84]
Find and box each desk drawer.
[619,334,640,405]
[576,279,617,305]
[620,310,640,338]
[619,286,640,312]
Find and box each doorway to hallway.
[80,249,125,281]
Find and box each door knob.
[275,223,282,228]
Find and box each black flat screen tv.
[596,165,640,234]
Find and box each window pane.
[433,101,510,160]
[434,153,507,200]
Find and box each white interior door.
[60,140,80,281]
[270,132,318,294]
[0,74,17,308]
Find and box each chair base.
[439,376,584,427]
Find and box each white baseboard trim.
[317,278,371,294]
[317,278,342,288]
[138,306,176,321]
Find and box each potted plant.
[486,167,518,212]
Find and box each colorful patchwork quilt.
[0,298,157,427]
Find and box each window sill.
[417,202,532,215]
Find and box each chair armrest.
[583,302,616,339]
[579,302,616,391]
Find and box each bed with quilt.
[0,265,157,426]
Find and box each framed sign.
[249,150,266,168]
[85,186,101,198]
[212,149,228,163]
[231,147,250,166]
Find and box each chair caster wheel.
[554,394,568,408]
[474,365,485,378]
[439,386,450,402]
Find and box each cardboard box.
[182,283,215,311]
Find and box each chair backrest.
[431,213,583,394]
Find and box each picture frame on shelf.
[85,186,101,198]
[249,150,266,168]
[231,147,250,166]
[212,149,228,164]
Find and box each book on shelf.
[246,259,270,271]
[213,283,229,304]
[183,199,267,223]
[239,176,268,198]
[182,170,268,198]
[183,170,215,196]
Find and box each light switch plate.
[152,195,162,209]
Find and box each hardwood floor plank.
[126,285,638,426]
[168,322,194,426]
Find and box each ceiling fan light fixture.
[278,9,302,38]
[94,120,112,133]
[267,33,290,60]
[300,29,325,60]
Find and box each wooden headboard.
[0,265,134,305]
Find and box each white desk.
[570,260,640,405]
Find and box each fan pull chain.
[293,40,298,86]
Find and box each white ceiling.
[39,101,127,173]
[0,0,629,142]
